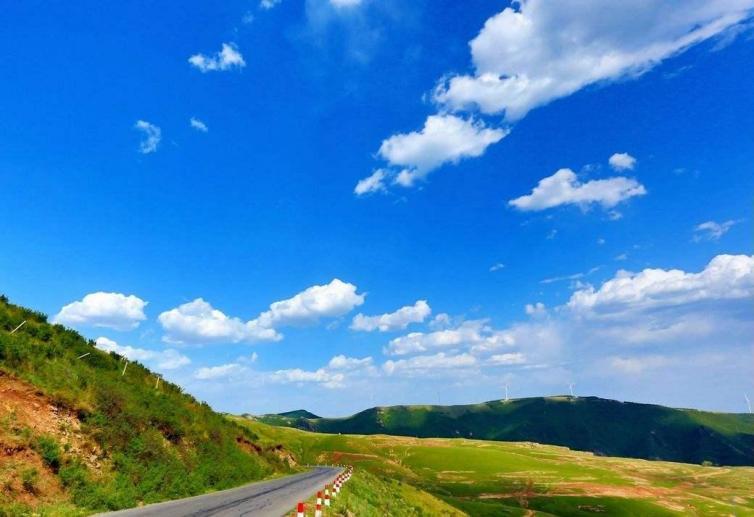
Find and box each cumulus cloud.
[692,220,740,242]
[376,115,507,187]
[53,292,147,331]
[351,300,431,332]
[159,279,363,345]
[385,319,514,356]
[525,302,547,317]
[188,43,246,73]
[95,337,190,370]
[269,368,345,389]
[383,352,477,376]
[190,117,208,132]
[434,1,754,121]
[567,254,754,316]
[194,363,246,380]
[158,298,281,345]
[134,120,161,154]
[489,263,505,272]
[509,168,646,211]
[552,254,754,348]
[328,355,373,370]
[354,169,388,196]
[255,279,365,328]
[609,152,637,171]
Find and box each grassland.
[258,397,754,466]
[236,417,754,516]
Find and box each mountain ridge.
[256,395,754,466]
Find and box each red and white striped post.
[296,502,304,517]
[324,486,331,507]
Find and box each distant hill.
[0,296,292,515]
[257,396,754,466]
[278,409,320,419]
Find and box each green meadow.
[235,417,754,516]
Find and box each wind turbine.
[569,383,576,398]
[504,383,509,402]
[745,394,752,414]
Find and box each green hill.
[0,296,293,515]
[278,409,320,419]
[258,397,754,466]
[235,417,754,516]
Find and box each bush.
[35,436,62,472]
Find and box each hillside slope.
[0,296,293,515]
[258,397,754,466]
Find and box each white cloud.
[269,368,345,389]
[190,117,208,132]
[328,355,373,370]
[434,1,754,120]
[568,254,754,316]
[351,300,431,332]
[134,120,161,154]
[53,292,147,331]
[509,168,646,211]
[260,0,282,9]
[159,279,362,344]
[693,220,740,242]
[194,363,246,380]
[95,337,190,370]
[158,298,281,345]
[255,279,365,328]
[377,115,507,187]
[488,352,526,365]
[385,319,514,356]
[383,352,477,376]
[354,169,388,196]
[330,0,362,7]
[489,263,505,272]
[188,43,246,73]
[525,302,547,317]
[609,152,637,171]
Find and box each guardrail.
[293,465,353,516]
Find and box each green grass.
[259,397,754,466]
[0,296,293,514]
[236,417,754,516]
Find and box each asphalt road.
[101,467,342,517]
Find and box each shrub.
[35,436,62,472]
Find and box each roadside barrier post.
[324,487,331,507]
[297,502,304,517]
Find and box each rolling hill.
[257,396,754,466]
[236,416,754,516]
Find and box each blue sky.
[1,0,753,415]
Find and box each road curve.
[100,467,342,517]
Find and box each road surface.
[101,467,342,517]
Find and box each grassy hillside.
[259,397,754,466]
[0,296,294,515]
[236,417,754,516]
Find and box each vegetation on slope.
[0,296,292,515]
[259,396,754,466]
[236,417,754,516]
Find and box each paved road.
[101,467,342,517]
